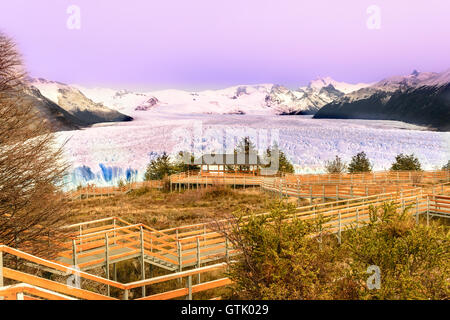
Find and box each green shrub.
[348,152,372,173]
[390,153,422,171]
[325,155,347,173]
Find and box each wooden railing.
[0,245,229,300]
[1,177,449,300]
[283,170,450,185]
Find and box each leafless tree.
[0,32,70,258]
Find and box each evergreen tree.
[233,137,258,172]
[144,152,177,180]
[348,151,372,173]
[264,144,295,174]
[175,151,200,173]
[325,156,347,174]
[390,153,422,171]
[235,136,257,155]
[442,160,450,171]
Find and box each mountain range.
[23,69,450,132]
[314,69,450,131]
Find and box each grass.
[67,185,277,230]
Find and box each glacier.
[56,111,450,190]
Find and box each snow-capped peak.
[307,77,372,94]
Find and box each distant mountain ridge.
[28,78,133,131]
[314,69,450,131]
[73,79,369,116]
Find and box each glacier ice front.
[66,164,140,189]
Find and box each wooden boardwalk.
[1,171,449,300]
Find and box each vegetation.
[442,160,450,171]
[226,201,449,300]
[325,155,347,174]
[0,32,69,257]
[348,151,372,173]
[390,153,422,171]
[341,203,449,299]
[68,186,276,230]
[264,144,295,174]
[225,201,338,299]
[144,151,199,181]
[144,152,177,181]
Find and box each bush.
[390,153,422,171]
[339,203,449,299]
[348,152,372,173]
[227,201,449,300]
[325,156,347,174]
[226,201,339,299]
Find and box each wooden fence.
[1,178,449,300]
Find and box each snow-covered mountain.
[29,78,133,127]
[73,79,369,116]
[308,76,372,94]
[314,69,450,131]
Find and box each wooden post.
[0,250,3,287]
[123,289,129,300]
[416,196,419,224]
[186,275,193,300]
[225,238,230,264]
[79,225,83,253]
[356,208,359,228]
[336,185,339,201]
[178,241,183,273]
[72,239,78,266]
[309,185,313,203]
[113,219,117,245]
[105,233,110,296]
[197,237,201,284]
[338,210,342,244]
[426,195,430,226]
[140,226,146,297]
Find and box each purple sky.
[1,0,449,90]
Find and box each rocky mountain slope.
[22,86,84,131]
[29,78,133,128]
[314,69,450,131]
